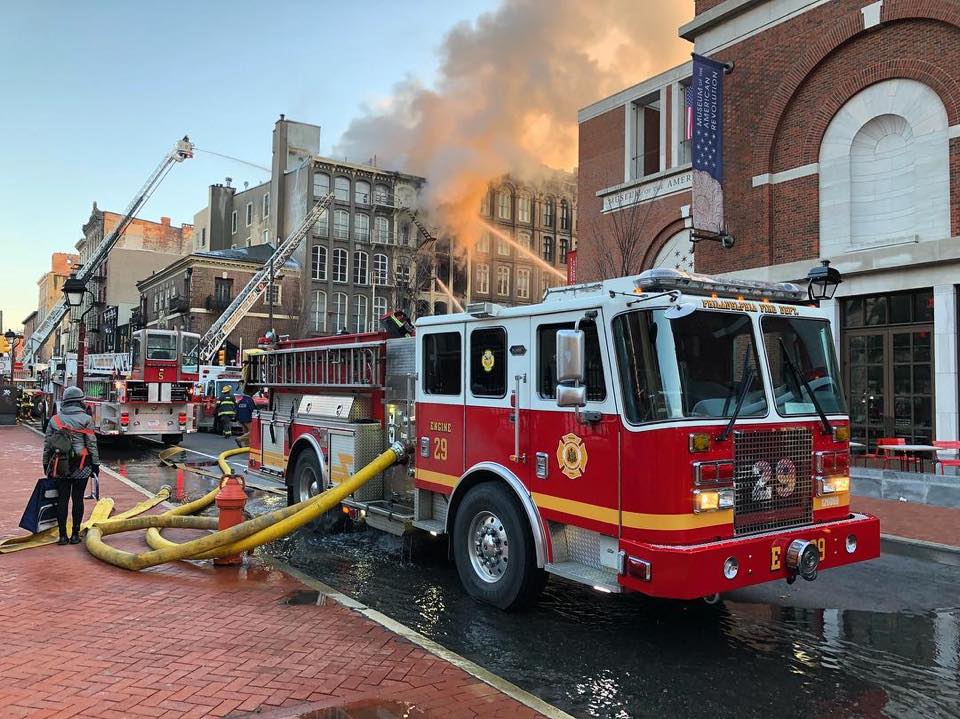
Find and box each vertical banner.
[566,249,577,284]
[691,54,726,236]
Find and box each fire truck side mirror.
[556,329,585,384]
[556,383,587,409]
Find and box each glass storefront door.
[841,289,935,450]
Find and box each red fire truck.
[245,269,879,609]
[69,329,200,442]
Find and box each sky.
[0,0,692,333]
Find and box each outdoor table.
[876,444,938,472]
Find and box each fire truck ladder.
[22,137,194,367]
[84,352,132,376]
[198,194,335,364]
[246,341,384,389]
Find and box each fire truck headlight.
[786,539,820,580]
[694,488,734,513]
[845,534,857,554]
[723,556,739,580]
[817,475,850,495]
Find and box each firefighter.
[215,385,237,438]
[234,390,255,447]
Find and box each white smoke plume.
[335,0,692,243]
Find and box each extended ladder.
[22,137,194,367]
[198,193,335,363]
[246,341,384,388]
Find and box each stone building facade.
[577,0,960,448]
[35,252,79,362]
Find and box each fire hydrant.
[214,475,247,566]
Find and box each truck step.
[412,519,445,535]
[545,561,622,593]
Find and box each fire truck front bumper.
[618,513,880,600]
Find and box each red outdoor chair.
[858,438,910,470]
[934,440,960,475]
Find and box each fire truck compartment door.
[297,395,371,422]
[416,325,466,486]
[148,383,159,403]
[160,383,172,402]
[260,413,287,472]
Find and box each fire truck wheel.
[289,451,324,505]
[161,433,183,445]
[453,483,546,610]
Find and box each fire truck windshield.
[761,316,845,416]
[146,332,178,361]
[613,309,767,424]
[180,334,200,373]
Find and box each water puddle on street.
[291,699,429,718]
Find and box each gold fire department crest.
[481,349,495,372]
[556,433,588,479]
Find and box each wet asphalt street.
[94,431,960,719]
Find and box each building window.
[262,229,270,245]
[518,195,531,223]
[477,232,491,254]
[231,211,237,234]
[470,327,507,398]
[245,236,252,247]
[263,284,281,306]
[263,192,270,217]
[332,292,348,332]
[543,236,554,263]
[374,216,390,244]
[497,237,511,256]
[245,202,253,227]
[538,321,606,401]
[354,294,369,333]
[542,200,554,227]
[332,248,348,283]
[678,80,693,165]
[480,191,491,216]
[311,245,327,281]
[334,176,350,202]
[374,183,391,205]
[559,201,570,230]
[475,264,489,294]
[400,223,411,246]
[395,258,411,285]
[559,238,568,264]
[355,180,370,206]
[314,172,331,197]
[373,253,388,285]
[518,232,531,250]
[200,227,206,246]
[353,251,369,285]
[334,210,350,240]
[313,290,327,332]
[423,332,461,395]
[214,278,233,307]
[517,268,530,299]
[373,295,387,320]
[354,213,370,242]
[497,190,512,220]
[630,92,661,180]
[496,266,510,296]
[315,208,329,238]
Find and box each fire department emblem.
[556,433,588,479]
[481,349,495,372]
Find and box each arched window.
[354,294,369,333]
[543,236,554,263]
[475,264,489,294]
[651,229,694,272]
[353,251,369,285]
[332,248,348,283]
[497,190,512,220]
[558,238,568,264]
[374,216,390,244]
[542,199,555,227]
[477,232,491,254]
[395,258,411,285]
[314,208,329,237]
[311,245,327,280]
[355,180,370,205]
[559,200,570,230]
[333,210,350,239]
[374,184,391,205]
[354,213,370,242]
[480,191,491,216]
[334,176,350,202]
[819,79,950,254]
[332,292,348,332]
[518,231,532,250]
[517,194,531,223]
[313,290,327,332]
[373,253,388,285]
[517,268,530,299]
[496,266,510,296]
[373,295,387,320]
[313,172,330,198]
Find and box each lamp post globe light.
[4,329,19,386]
[806,259,842,304]
[62,273,87,308]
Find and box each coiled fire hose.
[85,442,407,570]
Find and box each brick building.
[72,205,192,354]
[35,252,79,362]
[578,0,960,447]
[137,245,301,362]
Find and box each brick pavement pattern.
[0,426,542,719]
[853,494,960,548]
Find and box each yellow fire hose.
[85,442,406,570]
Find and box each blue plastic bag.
[19,478,59,534]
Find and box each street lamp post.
[806,259,842,305]
[3,329,17,385]
[62,272,98,388]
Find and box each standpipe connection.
[85,442,408,570]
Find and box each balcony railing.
[167,295,190,314]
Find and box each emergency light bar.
[466,302,504,318]
[634,268,805,303]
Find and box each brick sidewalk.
[852,494,960,548]
[0,426,544,719]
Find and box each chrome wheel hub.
[300,467,320,499]
[468,511,509,583]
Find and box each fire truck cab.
[247,269,879,609]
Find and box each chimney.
[161,216,171,226]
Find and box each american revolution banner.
[690,53,726,236]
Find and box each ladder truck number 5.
[433,437,448,461]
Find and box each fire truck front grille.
[733,428,813,536]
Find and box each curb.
[22,425,571,719]
[881,533,960,567]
